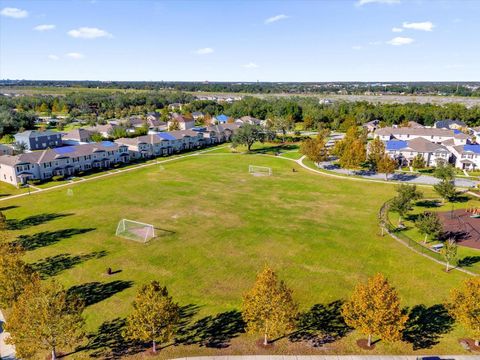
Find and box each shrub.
[51,175,64,182]
[27,179,42,186]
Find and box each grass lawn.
[0,149,476,357]
[389,198,480,274]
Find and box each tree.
[415,212,443,243]
[124,281,180,353]
[0,242,37,308]
[377,155,397,180]
[5,279,85,360]
[367,137,386,171]
[447,277,480,346]
[411,154,426,170]
[0,211,6,231]
[0,134,14,144]
[339,139,366,169]
[13,141,28,154]
[441,239,457,272]
[434,163,455,181]
[300,134,329,163]
[168,119,180,131]
[341,273,408,348]
[434,180,457,202]
[270,117,293,142]
[232,124,267,152]
[242,265,298,346]
[90,131,103,142]
[389,184,423,225]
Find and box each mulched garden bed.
[356,338,375,350]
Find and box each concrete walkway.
[0,310,15,360]
[171,356,479,360]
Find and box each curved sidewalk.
[171,355,478,360]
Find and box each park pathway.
[171,355,479,360]
[0,310,15,360]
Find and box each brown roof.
[63,128,94,141]
[375,126,470,139]
[407,137,448,153]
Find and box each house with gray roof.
[63,128,95,145]
[383,137,451,167]
[375,126,470,145]
[0,141,129,186]
[14,130,63,150]
[449,144,480,171]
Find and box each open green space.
[0,148,477,357]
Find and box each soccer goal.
[115,219,155,243]
[249,165,272,176]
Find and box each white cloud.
[387,36,414,46]
[356,0,400,6]
[264,14,289,24]
[0,7,28,18]
[67,27,112,39]
[392,27,403,33]
[402,21,434,31]
[65,52,85,59]
[242,62,259,69]
[195,47,214,55]
[352,45,363,50]
[34,24,56,31]
[48,54,59,61]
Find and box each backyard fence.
[378,199,478,276]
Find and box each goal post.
[115,219,155,243]
[249,165,272,176]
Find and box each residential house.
[384,137,451,167]
[192,112,205,121]
[375,127,470,146]
[434,119,467,130]
[14,130,63,151]
[0,144,14,156]
[363,120,380,133]
[449,145,480,171]
[85,124,119,138]
[215,114,229,124]
[236,116,261,126]
[63,128,95,145]
[168,114,195,130]
[0,141,130,186]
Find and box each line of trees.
[3,80,480,97]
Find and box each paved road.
[318,162,478,188]
[171,356,479,360]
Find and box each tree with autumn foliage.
[5,279,85,360]
[124,281,180,353]
[300,131,330,163]
[441,239,458,272]
[341,273,408,348]
[377,155,398,180]
[332,126,367,169]
[242,265,298,346]
[447,277,480,346]
[0,241,38,308]
[367,137,385,171]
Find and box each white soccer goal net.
[249,165,272,176]
[115,219,155,243]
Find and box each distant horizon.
[1,0,479,81]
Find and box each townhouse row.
[374,126,480,171]
[0,124,239,187]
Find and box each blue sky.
[1,0,479,81]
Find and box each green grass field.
[1,146,477,357]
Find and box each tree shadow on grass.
[7,213,73,230]
[457,256,480,267]
[289,300,351,347]
[84,318,147,359]
[415,200,441,208]
[67,280,133,307]
[12,228,95,251]
[176,310,245,348]
[0,205,18,212]
[30,251,107,279]
[402,304,454,350]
